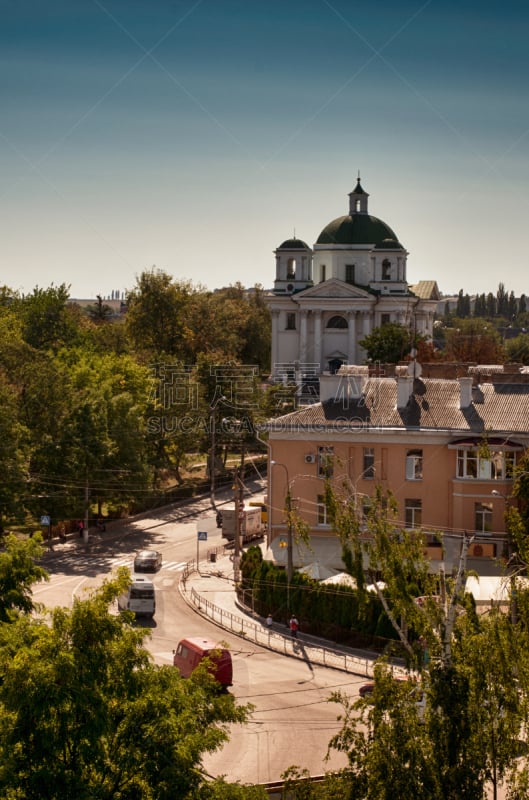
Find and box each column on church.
[313,310,322,373]
[347,310,357,365]
[363,310,372,337]
[299,310,308,363]
[271,310,280,375]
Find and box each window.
[406,449,423,480]
[320,264,326,282]
[286,258,296,279]
[457,449,516,480]
[405,499,422,528]
[318,446,334,478]
[286,312,296,330]
[317,494,330,526]
[326,315,348,329]
[475,502,493,534]
[345,264,355,284]
[381,313,391,326]
[382,259,391,280]
[361,495,371,519]
[363,448,375,479]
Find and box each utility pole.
[83,478,89,547]
[209,395,226,511]
[233,469,244,582]
[270,460,293,611]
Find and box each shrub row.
[239,546,399,651]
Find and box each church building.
[266,177,439,387]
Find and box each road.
[35,489,356,785]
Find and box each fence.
[180,561,381,678]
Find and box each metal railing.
[180,562,377,677]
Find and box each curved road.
[35,491,360,785]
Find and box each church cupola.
[273,237,313,294]
[348,174,369,215]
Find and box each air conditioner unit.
[304,454,316,464]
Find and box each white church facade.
[266,178,439,385]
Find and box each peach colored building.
[265,364,529,574]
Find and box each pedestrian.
[289,615,299,639]
[78,520,84,538]
[266,613,273,627]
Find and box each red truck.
[173,637,233,689]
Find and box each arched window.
[326,315,348,329]
[382,259,391,280]
[286,258,296,279]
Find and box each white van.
[118,577,156,619]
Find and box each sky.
[1,0,529,300]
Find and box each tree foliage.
[324,480,529,800]
[359,322,413,364]
[443,317,504,363]
[0,568,259,800]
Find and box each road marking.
[164,561,187,572]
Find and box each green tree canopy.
[0,569,257,800]
[359,323,413,364]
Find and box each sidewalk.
[181,551,394,679]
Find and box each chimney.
[459,377,473,408]
[396,376,413,409]
[319,374,342,402]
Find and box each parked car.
[133,549,162,573]
[359,675,426,720]
[359,674,418,697]
[173,637,233,689]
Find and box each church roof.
[277,238,310,250]
[351,179,367,195]
[316,214,403,247]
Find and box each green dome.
[316,214,402,247]
[278,238,310,250]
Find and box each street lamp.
[271,461,294,594]
[209,396,226,510]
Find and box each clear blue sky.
[1,0,528,299]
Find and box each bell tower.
[273,237,313,295]
[348,174,369,215]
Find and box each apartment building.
[266,363,529,574]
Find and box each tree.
[456,289,471,318]
[444,318,504,363]
[324,481,527,799]
[505,333,529,365]
[0,376,31,530]
[496,283,508,318]
[359,323,413,364]
[125,269,197,359]
[0,570,258,800]
[56,348,155,514]
[0,534,48,621]
[329,664,441,800]
[12,284,85,352]
[85,294,115,323]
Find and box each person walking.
[289,615,299,639]
[266,613,273,628]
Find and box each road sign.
[197,531,208,541]
[40,515,51,526]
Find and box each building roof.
[409,280,441,300]
[266,377,529,437]
[316,214,403,247]
[277,238,310,250]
